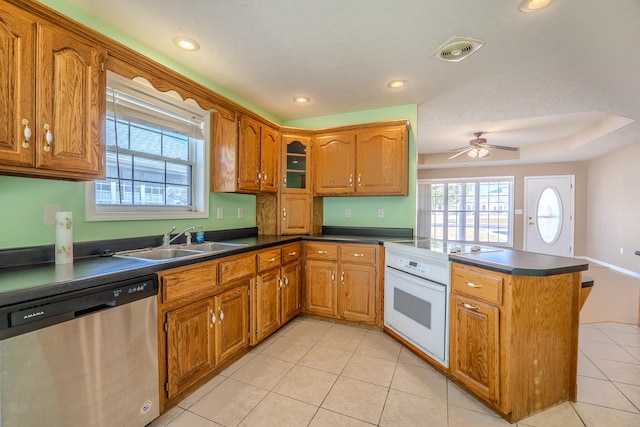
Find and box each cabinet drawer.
[219,254,256,283]
[281,243,301,264]
[451,263,503,305]
[339,244,377,264]
[257,249,281,271]
[306,242,338,260]
[160,260,218,304]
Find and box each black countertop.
[450,249,589,276]
[0,228,589,307]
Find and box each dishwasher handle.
[1,275,157,340]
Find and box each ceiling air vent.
[432,36,485,62]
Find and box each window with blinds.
[417,177,514,246]
[86,72,210,221]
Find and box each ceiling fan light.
[519,0,554,12]
[478,147,490,158]
[467,148,478,158]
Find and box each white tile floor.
[150,317,640,427]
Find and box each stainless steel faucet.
[162,226,195,246]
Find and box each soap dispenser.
[195,225,205,244]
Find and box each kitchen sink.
[186,242,247,252]
[115,241,248,262]
[116,247,206,261]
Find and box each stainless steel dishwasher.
[0,274,159,427]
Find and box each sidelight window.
[86,72,210,221]
[418,177,514,245]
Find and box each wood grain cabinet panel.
[254,267,281,342]
[215,284,249,364]
[449,262,582,423]
[312,121,408,196]
[449,293,500,404]
[304,242,379,324]
[0,3,106,179]
[281,261,301,323]
[211,111,278,194]
[166,298,215,400]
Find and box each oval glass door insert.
[536,187,562,244]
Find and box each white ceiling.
[65,0,640,168]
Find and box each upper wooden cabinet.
[312,132,355,195]
[312,121,408,196]
[211,111,278,194]
[282,133,311,194]
[0,3,106,180]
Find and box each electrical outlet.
[344,208,351,218]
[44,204,61,225]
[377,208,384,219]
[217,207,224,220]
[238,207,244,219]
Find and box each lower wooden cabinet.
[216,284,250,364]
[449,292,500,404]
[449,262,582,423]
[252,244,302,344]
[158,259,250,409]
[304,242,378,324]
[166,298,215,400]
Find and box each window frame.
[86,72,210,222]
[417,176,515,247]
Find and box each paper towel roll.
[55,211,73,264]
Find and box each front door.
[524,175,575,257]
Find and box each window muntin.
[86,72,209,221]
[418,177,514,246]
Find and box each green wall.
[0,2,418,250]
[285,105,418,232]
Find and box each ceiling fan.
[448,132,519,159]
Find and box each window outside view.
[419,178,514,245]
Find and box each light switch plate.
[217,207,224,220]
[44,204,61,225]
[344,209,351,218]
[238,208,244,219]
[377,208,384,219]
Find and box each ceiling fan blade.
[486,144,519,151]
[448,148,472,159]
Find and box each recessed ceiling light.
[292,96,310,104]
[387,79,408,89]
[172,36,200,51]
[520,0,554,12]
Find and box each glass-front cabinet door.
[281,134,311,193]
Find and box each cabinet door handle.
[462,302,480,311]
[317,250,327,254]
[283,176,287,187]
[284,275,289,286]
[210,308,216,325]
[257,171,261,183]
[349,174,353,186]
[22,119,31,148]
[358,174,361,187]
[466,281,483,289]
[288,251,296,256]
[263,171,267,182]
[331,271,335,281]
[267,257,276,262]
[278,277,283,288]
[283,208,287,220]
[352,253,364,257]
[341,271,345,283]
[218,307,224,321]
[43,123,53,152]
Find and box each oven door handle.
[385,267,446,293]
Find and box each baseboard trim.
[577,256,640,279]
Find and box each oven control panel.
[396,258,432,276]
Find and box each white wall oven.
[384,239,499,368]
